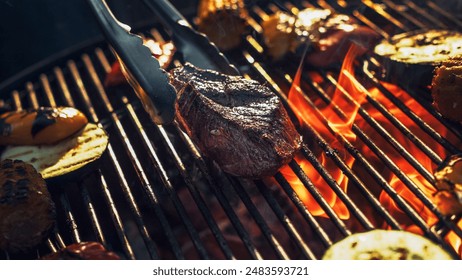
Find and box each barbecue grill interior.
[0,0,462,260]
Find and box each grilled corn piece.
[196,0,248,50]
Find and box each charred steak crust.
[0,159,56,253]
[170,63,302,178]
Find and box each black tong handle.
[86,0,177,125]
[141,0,240,76]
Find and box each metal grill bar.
[122,97,236,259]
[58,193,82,243]
[425,1,462,29]
[81,55,162,259]
[229,178,293,259]
[403,1,447,28]
[94,44,266,260]
[361,61,462,156]
[274,172,334,247]
[2,0,462,260]
[242,1,461,257]
[172,122,264,259]
[39,74,57,107]
[98,172,136,259]
[254,180,316,259]
[79,182,107,245]
[300,131,402,229]
[289,160,351,235]
[49,66,109,248]
[241,49,401,232]
[323,71,441,169]
[65,60,137,258]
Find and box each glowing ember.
[446,221,462,257]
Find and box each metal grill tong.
[86,0,239,125]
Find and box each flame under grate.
[1,0,462,259]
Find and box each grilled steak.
[170,63,302,178]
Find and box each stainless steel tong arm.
[86,0,177,125]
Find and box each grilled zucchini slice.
[374,29,462,88]
[322,230,452,260]
[0,123,108,183]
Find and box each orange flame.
[358,79,461,257]
[446,221,462,257]
[280,45,369,219]
[281,42,462,256]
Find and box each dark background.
[0,0,198,83]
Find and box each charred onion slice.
[0,107,88,146]
[322,230,452,260]
[1,123,108,183]
[0,159,56,253]
[374,29,462,87]
[434,154,462,215]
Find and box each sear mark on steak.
[170,63,302,178]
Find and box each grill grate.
[1,0,462,259]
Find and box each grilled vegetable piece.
[105,39,176,87]
[0,159,56,253]
[431,55,462,122]
[0,107,88,146]
[261,8,380,67]
[261,11,299,60]
[42,242,120,260]
[170,63,302,178]
[374,30,462,88]
[322,230,452,260]
[196,0,248,50]
[1,123,108,182]
[433,154,462,215]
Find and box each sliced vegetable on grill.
[0,107,88,146]
[261,8,380,67]
[322,229,453,260]
[1,123,109,183]
[0,159,56,253]
[170,63,302,178]
[433,154,462,216]
[196,0,248,51]
[261,11,299,61]
[431,55,462,122]
[42,242,120,260]
[374,29,462,88]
